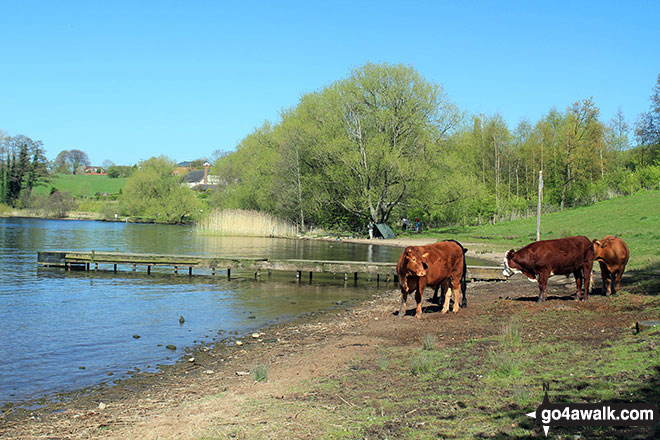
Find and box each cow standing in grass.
[592,235,630,296]
[397,240,467,318]
[503,236,595,302]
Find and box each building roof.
[183,170,205,183]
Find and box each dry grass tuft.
[195,209,298,237]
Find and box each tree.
[297,63,461,225]
[53,149,90,174]
[212,123,279,213]
[634,74,660,165]
[1,135,49,206]
[119,156,202,223]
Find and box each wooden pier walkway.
[37,250,507,282]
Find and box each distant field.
[34,174,128,198]
[415,190,660,270]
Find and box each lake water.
[0,218,491,408]
[0,218,408,407]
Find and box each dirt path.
[2,243,656,439]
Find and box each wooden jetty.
[37,250,507,282]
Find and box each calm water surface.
[0,218,406,407]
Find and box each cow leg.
[431,285,440,304]
[415,278,427,319]
[611,270,620,296]
[583,263,592,301]
[537,272,549,302]
[398,276,410,317]
[574,270,583,300]
[598,262,610,295]
[441,287,452,314]
[399,289,408,318]
[451,277,461,313]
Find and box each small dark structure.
[374,223,396,239]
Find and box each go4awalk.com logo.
[526,384,658,437]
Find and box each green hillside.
[424,190,660,270]
[34,174,128,198]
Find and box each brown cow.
[592,235,629,296]
[396,240,467,318]
[503,236,594,302]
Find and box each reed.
[195,208,298,237]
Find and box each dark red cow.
[396,240,467,318]
[592,235,630,296]
[503,236,595,302]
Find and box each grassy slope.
[413,190,660,270]
[34,174,128,198]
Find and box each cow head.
[502,249,520,278]
[404,247,429,277]
[592,239,606,262]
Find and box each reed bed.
[195,208,298,237]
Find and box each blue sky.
[1,0,659,166]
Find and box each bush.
[47,191,77,218]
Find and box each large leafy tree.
[120,156,202,223]
[53,149,90,174]
[212,123,279,213]
[293,63,460,225]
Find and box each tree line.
[210,64,660,231]
[2,64,659,229]
[0,134,49,207]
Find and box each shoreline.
[3,234,485,412]
[1,229,507,438]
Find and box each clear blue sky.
[1,0,659,166]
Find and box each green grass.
[34,174,128,198]
[410,190,660,270]
[252,364,269,382]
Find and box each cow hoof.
[537,297,545,303]
[441,309,449,314]
[452,309,459,314]
[415,314,423,319]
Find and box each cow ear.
[421,252,429,259]
[506,249,515,259]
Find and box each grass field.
[33,174,128,198]
[410,190,660,271]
